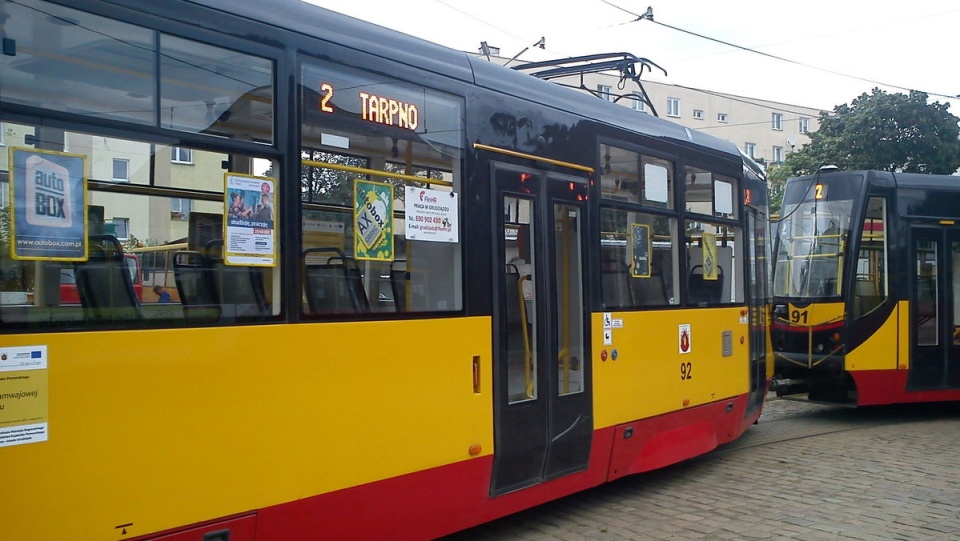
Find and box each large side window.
[683,165,742,306]
[599,144,679,308]
[0,0,281,330]
[0,125,280,327]
[299,58,464,316]
[852,197,888,317]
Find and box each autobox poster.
[0,346,48,448]
[354,179,394,261]
[8,147,87,261]
[224,173,277,267]
[405,186,458,243]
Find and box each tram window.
[600,209,679,308]
[685,221,743,305]
[684,167,738,219]
[600,146,674,209]
[1,0,155,124]
[299,58,464,317]
[0,126,281,327]
[853,197,888,318]
[1,0,275,145]
[159,35,274,144]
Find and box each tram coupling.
[770,376,808,397]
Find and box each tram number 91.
[680,361,693,380]
[790,309,809,324]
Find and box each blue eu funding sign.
[9,148,87,261]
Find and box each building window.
[717,113,728,123]
[799,117,810,133]
[598,85,614,102]
[744,143,756,159]
[112,158,129,182]
[772,113,783,131]
[171,147,193,164]
[773,146,784,163]
[109,217,129,240]
[171,198,191,221]
[631,93,645,112]
[693,109,704,120]
[667,98,681,117]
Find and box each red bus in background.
[59,253,143,304]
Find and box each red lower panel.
[138,394,760,540]
[852,370,960,405]
[607,395,752,481]
[255,430,614,541]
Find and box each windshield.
[774,198,853,298]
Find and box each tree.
[780,88,960,177]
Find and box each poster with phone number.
[8,147,87,261]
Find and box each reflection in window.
[160,34,274,143]
[0,0,275,143]
[600,145,674,209]
[0,0,156,124]
[113,159,129,182]
[684,166,737,219]
[171,147,193,164]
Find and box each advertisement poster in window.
[702,231,718,280]
[224,173,277,267]
[354,179,394,261]
[8,148,87,261]
[630,223,651,278]
[405,186,458,243]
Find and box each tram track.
[717,395,960,453]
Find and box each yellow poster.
[0,346,48,447]
[702,232,718,281]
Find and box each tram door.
[909,227,960,389]
[491,164,592,496]
[745,208,768,410]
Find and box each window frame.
[112,158,130,182]
[666,98,681,118]
[772,113,784,131]
[171,147,194,164]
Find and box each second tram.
[772,169,960,405]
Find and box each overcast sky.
[309,0,960,112]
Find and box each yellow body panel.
[592,307,750,428]
[846,302,901,371]
[2,317,492,541]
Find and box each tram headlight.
[815,343,824,353]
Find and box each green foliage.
[782,88,960,177]
[764,164,789,215]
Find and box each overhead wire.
[597,0,959,101]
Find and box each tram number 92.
[680,362,693,380]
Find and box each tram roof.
[182,0,743,162]
[796,170,960,191]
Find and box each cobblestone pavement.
[443,395,960,540]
